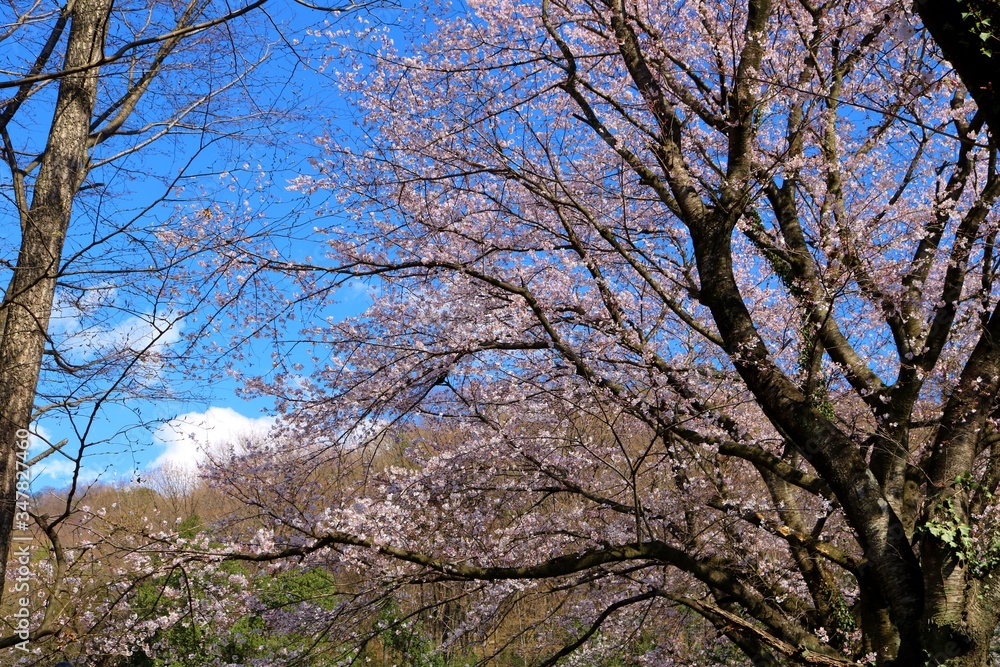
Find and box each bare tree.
[0,0,374,603]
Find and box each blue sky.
[13,0,400,490]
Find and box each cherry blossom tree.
[191,0,1000,665]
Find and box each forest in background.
[7,429,738,667]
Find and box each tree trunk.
[0,0,111,592]
[923,588,997,666]
[915,0,1000,136]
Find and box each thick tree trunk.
[915,0,1000,136]
[0,0,110,592]
[922,578,997,667]
[912,4,1000,665]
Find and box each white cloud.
[25,425,78,481]
[151,407,275,471]
[50,306,184,375]
[26,423,55,459]
[17,424,104,487]
[92,311,183,356]
[49,284,118,337]
[31,457,99,485]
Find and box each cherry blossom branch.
[669,594,860,666]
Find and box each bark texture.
[0,0,111,591]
